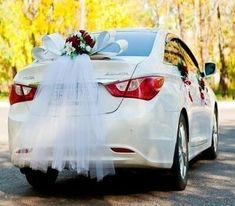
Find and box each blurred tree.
[0,0,80,92]
[145,0,235,97]
[0,0,234,97]
[85,0,152,31]
[79,0,86,29]
[217,4,228,97]
[0,0,29,89]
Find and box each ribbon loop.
[32,33,65,61]
[42,33,65,55]
[32,31,128,61]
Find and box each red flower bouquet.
[63,30,95,57]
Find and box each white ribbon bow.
[32,31,128,61]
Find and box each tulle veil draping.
[17,54,115,181]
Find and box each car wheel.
[203,110,218,159]
[22,167,58,189]
[172,114,188,191]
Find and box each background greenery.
[0,0,234,99]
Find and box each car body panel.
[8,28,217,170]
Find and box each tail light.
[9,84,37,105]
[105,76,164,100]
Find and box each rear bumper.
[8,100,180,170]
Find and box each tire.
[203,110,218,159]
[22,167,58,189]
[172,114,189,191]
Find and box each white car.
[8,29,218,190]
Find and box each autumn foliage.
[0,0,235,97]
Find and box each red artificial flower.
[84,34,95,48]
[80,30,86,36]
[183,79,191,86]
[80,30,95,48]
[189,92,193,102]
[200,91,205,100]
[66,36,80,49]
[200,79,205,90]
[64,30,96,56]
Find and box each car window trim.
[171,38,199,69]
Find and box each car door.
[164,36,202,145]
[177,39,211,147]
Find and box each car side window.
[178,44,198,74]
[177,41,202,85]
[164,34,201,81]
[164,38,188,77]
[164,40,184,66]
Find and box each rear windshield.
[94,31,156,56]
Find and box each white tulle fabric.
[18,54,115,181]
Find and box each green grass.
[215,88,235,101]
[0,92,8,101]
[215,94,234,101]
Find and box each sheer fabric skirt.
[17,55,115,180]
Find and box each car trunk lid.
[14,57,145,114]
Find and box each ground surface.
[0,101,235,206]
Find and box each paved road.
[0,102,235,206]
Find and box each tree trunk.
[79,0,86,29]
[217,5,228,97]
[176,1,185,39]
[154,6,160,28]
[194,0,203,67]
[11,66,17,79]
[198,0,205,67]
